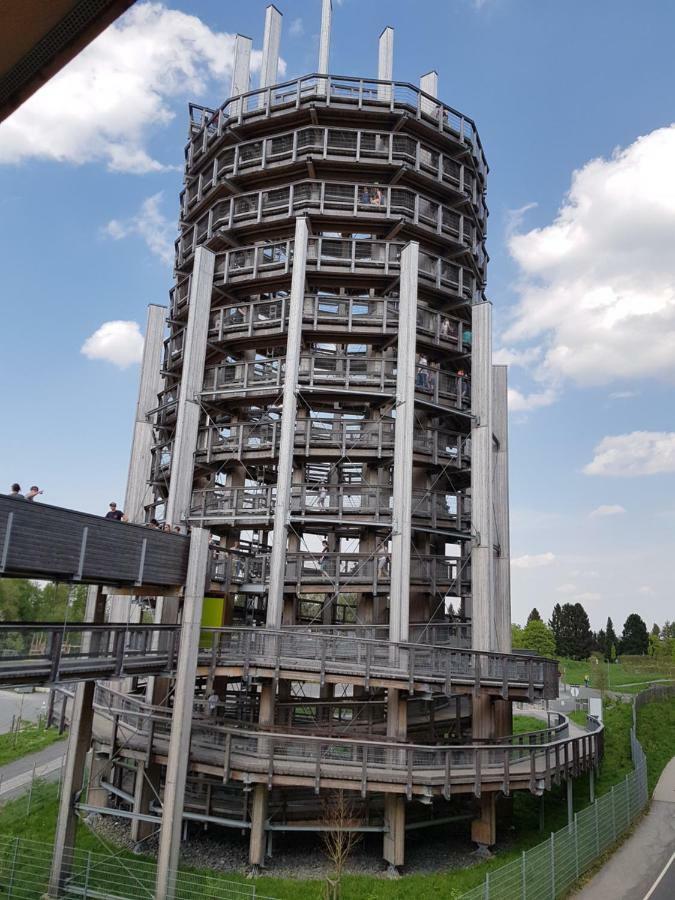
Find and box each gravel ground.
[88,815,484,879]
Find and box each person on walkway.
[105,502,124,520]
[320,539,330,572]
[207,691,219,718]
[8,483,24,499]
[25,485,43,502]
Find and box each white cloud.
[584,431,675,476]
[638,586,655,595]
[492,346,542,368]
[505,202,537,239]
[609,390,638,400]
[104,192,174,264]
[507,386,558,413]
[504,125,675,392]
[511,552,556,569]
[574,592,602,603]
[556,584,577,594]
[589,504,626,518]
[0,3,274,173]
[289,17,304,37]
[81,321,144,368]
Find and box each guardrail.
[92,686,593,800]
[0,496,189,588]
[458,688,675,899]
[186,73,488,182]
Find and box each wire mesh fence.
[459,700,651,899]
[0,835,278,900]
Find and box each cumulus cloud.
[103,193,174,264]
[556,584,577,594]
[289,18,304,36]
[511,552,556,569]
[504,125,675,392]
[574,592,602,603]
[584,431,675,476]
[81,321,144,368]
[492,346,542,368]
[0,3,273,173]
[589,504,626,518]
[507,386,558,413]
[609,390,638,400]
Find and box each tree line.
[512,603,673,661]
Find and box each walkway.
[0,741,65,802]
[575,756,675,900]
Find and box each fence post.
[484,870,490,899]
[550,832,555,899]
[594,797,600,854]
[84,850,92,899]
[574,814,579,879]
[6,836,19,899]
[26,763,36,816]
[611,786,617,840]
[521,849,527,900]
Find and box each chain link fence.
[0,834,278,900]
[459,686,675,899]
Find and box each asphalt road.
[0,688,49,733]
[576,757,675,900]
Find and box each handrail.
[175,177,484,269]
[186,73,488,181]
[92,686,598,797]
[181,122,487,225]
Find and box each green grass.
[0,723,65,767]
[511,714,548,734]
[559,657,675,694]
[1,697,670,900]
[637,697,675,794]
[568,710,588,726]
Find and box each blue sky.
[1,0,674,630]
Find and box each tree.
[605,617,618,662]
[549,603,563,652]
[527,608,542,623]
[511,624,524,649]
[651,623,661,637]
[556,603,593,659]
[321,791,361,898]
[520,619,556,657]
[596,628,607,658]
[620,614,649,656]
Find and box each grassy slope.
[2,699,669,900]
[511,714,548,734]
[637,697,675,794]
[0,724,65,767]
[559,658,674,693]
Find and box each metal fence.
[458,688,675,899]
[0,835,278,900]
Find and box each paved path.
[0,741,65,802]
[575,757,675,900]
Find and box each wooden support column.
[470,301,495,652]
[165,247,215,529]
[471,792,496,849]
[259,4,282,89]
[231,34,252,96]
[266,217,308,629]
[108,303,165,630]
[131,762,161,844]
[377,27,394,101]
[249,681,275,868]
[155,528,211,900]
[419,70,438,116]
[48,586,106,897]
[383,690,407,870]
[150,247,214,706]
[389,241,418,646]
[470,303,495,842]
[492,364,511,655]
[86,751,110,809]
[318,0,332,73]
